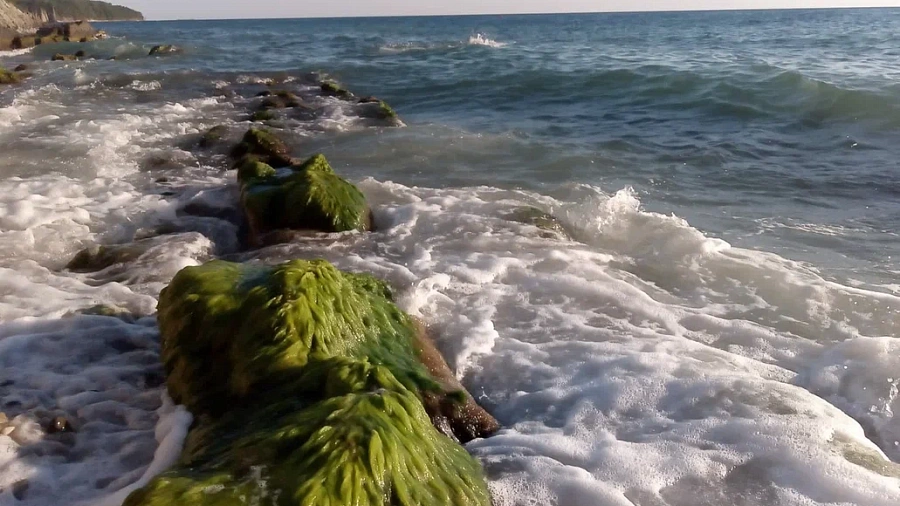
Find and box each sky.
[117,0,900,20]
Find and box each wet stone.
[12,479,29,501]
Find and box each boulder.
[36,21,96,41]
[504,206,570,239]
[124,259,495,506]
[51,53,77,61]
[0,27,17,50]
[229,127,292,167]
[148,44,181,56]
[239,153,373,241]
[250,109,275,122]
[13,64,28,72]
[321,80,353,99]
[197,125,229,149]
[0,67,19,85]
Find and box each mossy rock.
[235,158,275,184]
[229,127,292,167]
[138,259,494,506]
[240,153,373,238]
[198,125,229,149]
[0,67,19,85]
[504,206,570,239]
[66,243,148,272]
[251,110,276,122]
[321,81,353,99]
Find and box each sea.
[0,7,899,506]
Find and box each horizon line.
[124,5,900,22]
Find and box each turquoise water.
[0,9,899,506]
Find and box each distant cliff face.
[0,0,142,32]
[0,0,46,32]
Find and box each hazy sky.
[118,1,900,20]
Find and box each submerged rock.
[504,206,570,239]
[127,259,495,506]
[51,53,77,62]
[13,64,28,72]
[250,109,275,122]
[148,44,181,56]
[239,153,374,242]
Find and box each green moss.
[321,81,352,99]
[135,259,494,506]
[0,67,19,85]
[378,100,397,119]
[236,159,276,184]
[240,154,372,235]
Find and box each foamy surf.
[2,10,900,506]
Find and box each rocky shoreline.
[0,30,581,504]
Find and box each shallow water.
[0,8,899,506]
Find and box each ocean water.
[1,7,899,506]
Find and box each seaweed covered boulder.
[0,67,19,85]
[238,153,373,242]
[229,127,292,167]
[128,259,497,506]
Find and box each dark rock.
[74,305,138,324]
[198,125,229,149]
[358,95,380,103]
[51,53,77,62]
[74,50,86,58]
[66,240,152,273]
[148,45,181,56]
[46,416,74,434]
[255,90,272,97]
[11,480,28,501]
[13,64,28,72]
[0,27,16,50]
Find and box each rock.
[198,125,229,149]
[37,21,97,42]
[13,64,28,72]
[235,158,275,184]
[239,153,373,242]
[255,90,272,97]
[358,95,380,103]
[73,304,138,323]
[126,259,493,506]
[250,109,275,122]
[229,127,292,167]
[0,27,17,50]
[0,412,7,424]
[504,206,570,239]
[74,50,86,58]
[321,80,353,99]
[46,416,74,434]
[51,53,77,62]
[0,67,19,85]
[66,243,147,272]
[148,44,180,56]
[11,35,38,50]
[11,479,28,501]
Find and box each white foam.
[468,33,508,48]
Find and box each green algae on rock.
[137,259,495,506]
[0,67,19,85]
[321,80,353,99]
[239,153,373,239]
[198,125,229,149]
[229,127,293,167]
[503,206,570,240]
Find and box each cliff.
[12,0,143,22]
[0,0,141,33]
